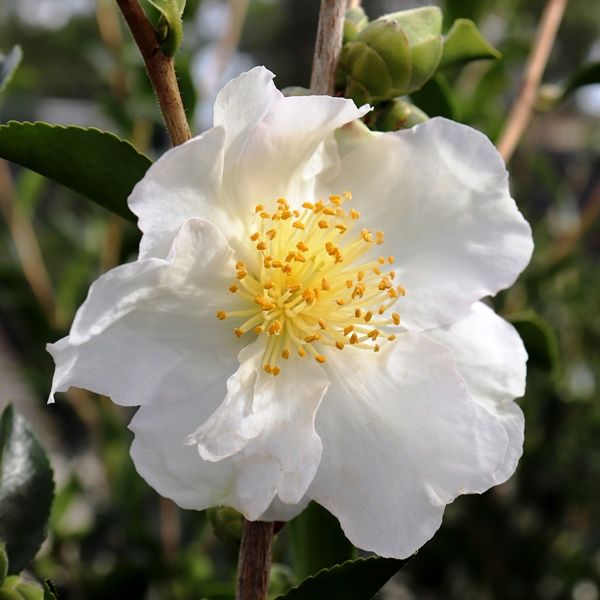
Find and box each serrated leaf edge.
[274,555,406,599]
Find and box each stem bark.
[310,0,347,94]
[496,0,568,162]
[235,520,274,600]
[115,0,191,146]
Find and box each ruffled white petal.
[325,118,533,330]
[47,219,241,406]
[185,343,265,461]
[308,333,509,558]
[428,302,527,483]
[214,67,369,220]
[129,127,227,259]
[258,495,310,522]
[128,380,239,511]
[187,340,329,520]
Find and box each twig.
[496,0,568,162]
[548,181,600,265]
[115,0,191,146]
[0,160,56,326]
[236,520,274,600]
[310,0,347,94]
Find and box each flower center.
[216,193,405,375]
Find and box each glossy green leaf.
[562,61,600,98]
[410,72,459,119]
[289,502,355,581]
[0,46,22,96]
[0,406,54,574]
[440,19,501,68]
[509,311,560,374]
[144,0,186,56]
[0,122,152,222]
[42,580,58,600]
[276,556,407,600]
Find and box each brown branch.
[496,0,568,162]
[236,520,274,600]
[310,0,347,94]
[0,160,56,326]
[115,0,191,146]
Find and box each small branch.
[310,0,347,94]
[0,160,56,326]
[496,0,568,162]
[115,0,191,146]
[236,520,274,600]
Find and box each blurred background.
[0,0,599,598]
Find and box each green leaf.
[0,46,22,96]
[143,0,186,56]
[440,19,501,68]
[43,580,58,600]
[0,405,54,574]
[562,61,600,98]
[276,556,408,600]
[0,122,152,222]
[410,72,459,119]
[509,311,560,375]
[289,502,355,581]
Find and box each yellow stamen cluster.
[216,193,406,375]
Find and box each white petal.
[47,219,240,406]
[428,302,527,483]
[234,355,329,518]
[258,495,310,522]
[188,340,329,520]
[186,343,265,461]
[214,66,368,215]
[325,118,533,330]
[129,126,227,259]
[308,333,509,558]
[128,382,239,511]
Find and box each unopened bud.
[207,506,244,545]
[343,6,369,43]
[338,6,443,105]
[373,99,429,131]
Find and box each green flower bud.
[374,99,429,131]
[339,6,443,105]
[343,7,369,43]
[0,588,23,600]
[281,86,311,97]
[207,507,244,545]
[13,582,43,600]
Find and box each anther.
[392,313,401,325]
[292,221,305,230]
[228,285,238,293]
[250,232,260,241]
[335,341,344,350]
[216,311,227,320]
[315,355,327,364]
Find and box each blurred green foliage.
[0,0,599,598]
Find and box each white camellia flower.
[48,67,533,558]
